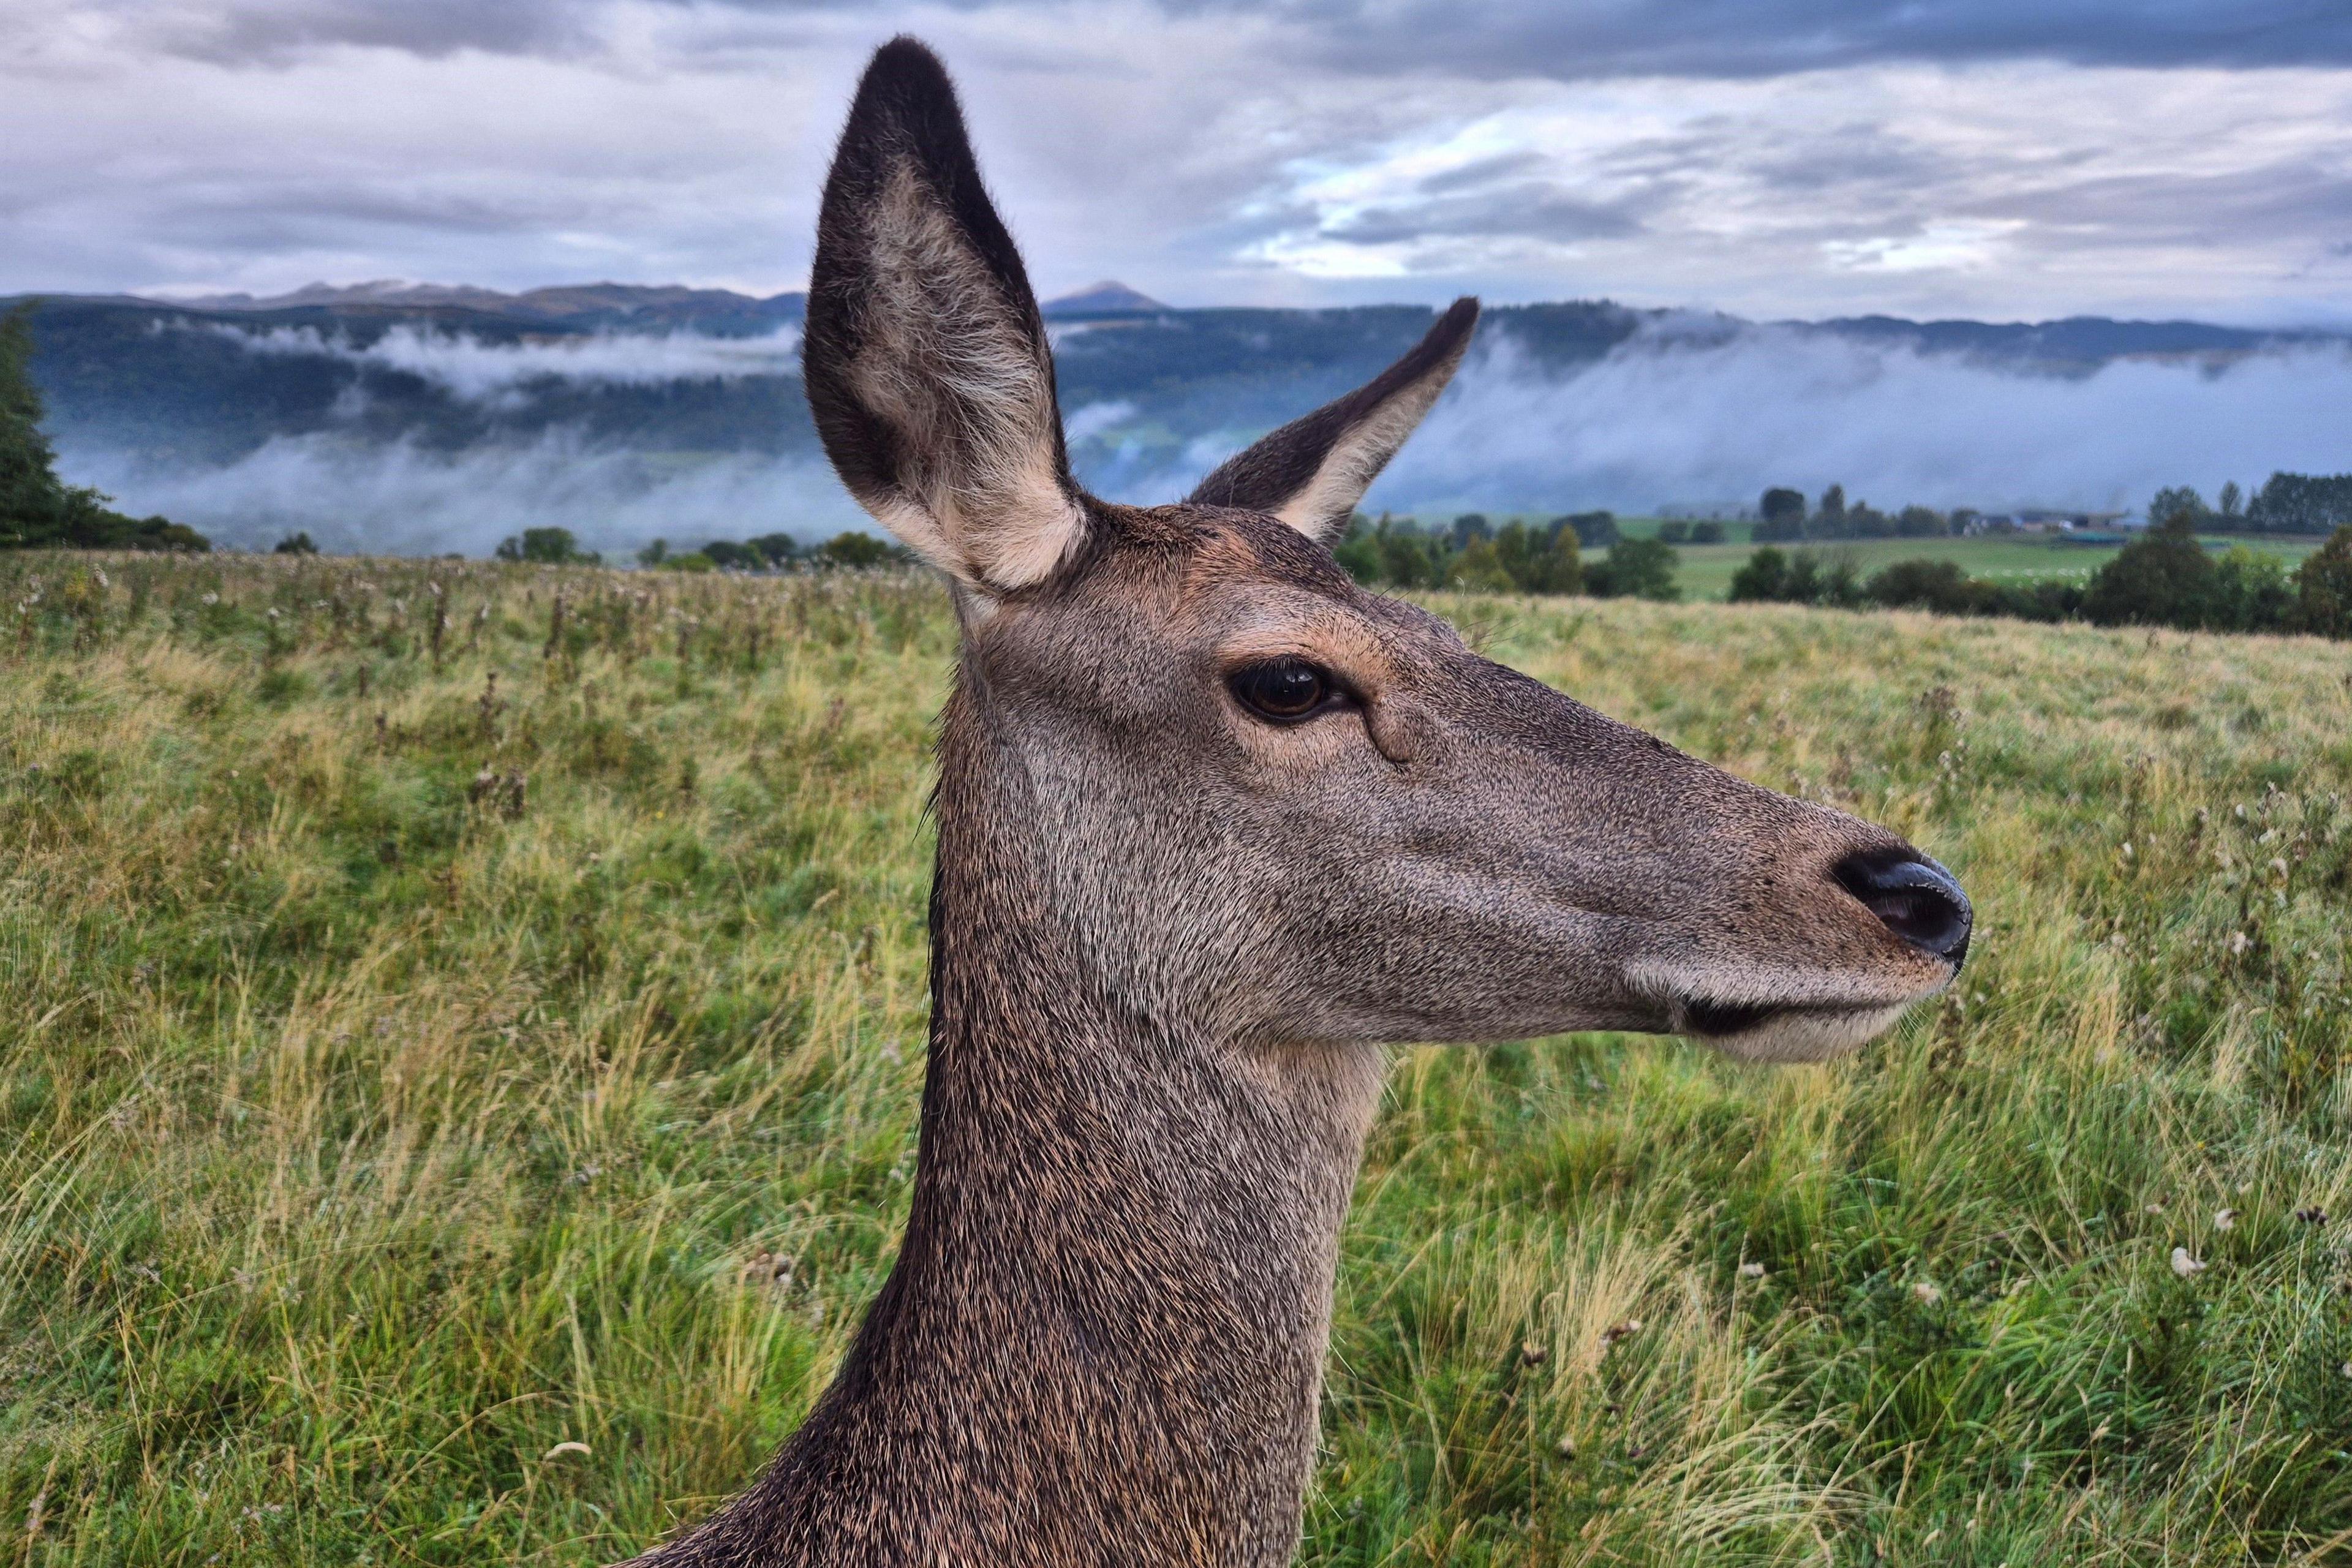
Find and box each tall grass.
[1,554,2347,1565]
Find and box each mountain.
[1044,281,1167,318]
[6,280,2346,556]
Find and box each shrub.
[818,531,896,569]
[1587,536,1679,601]
[2290,525,2352,636]
[495,527,598,566]
[1727,547,1790,603]
[1866,559,1988,616]
[2081,514,2213,627]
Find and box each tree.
[818,530,895,568]
[1493,519,1580,594]
[1657,521,1691,543]
[1445,536,1513,592]
[747,533,799,566]
[2289,525,2352,637]
[1,303,205,552]
[1815,484,1846,526]
[2217,480,2243,518]
[1586,536,1680,601]
[1378,527,1437,588]
[702,540,759,570]
[1556,511,1618,549]
[1450,513,1490,548]
[273,531,318,556]
[1691,521,1726,544]
[1895,505,1947,538]
[495,527,597,565]
[2082,513,2212,627]
[1758,488,1805,536]
[2146,485,2206,529]
[637,538,670,566]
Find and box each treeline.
[1730,516,2352,639]
[1,304,206,552]
[1328,512,1683,599]
[2158,474,2352,535]
[1752,484,1975,542]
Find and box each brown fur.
[624,39,1968,1567]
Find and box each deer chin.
[1669,993,1928,1064]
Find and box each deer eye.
[1228,658,1336,722]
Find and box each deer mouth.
[1670,993,1922,1064]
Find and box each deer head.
[805,39,1969,1069]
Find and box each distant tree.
[1948,508,1982,534]
[2082,513,2213,627]
[1378,526,1437,588]
[701,540,758,570]
[1895,504,1947,538]
[496,527,597,565]
[1492,519,1580,594]
[1691,520,1726,544]
[1557,510,1618,549]
[1815,484,1846,527]
[2217,480,2243,518]
[747,532,799,566]
[273,531,318,556]
[663,551,716,573]
[1587,536,1680,601]
[1450,513,1491,548]
[2245,471,2352,535]
[818,530,895,568]
[637,538,669,567]
[1445,536,1513,592]
[2290,525,2352,637]
[1657,521,1691,544]
[1758,487,1806,537]
[2146,485,2207,529]
[1331,531,1382,584]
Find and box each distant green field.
[1394,516,2323,601]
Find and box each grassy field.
[4,552,2351,1566]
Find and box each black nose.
[1833,848,1972,965]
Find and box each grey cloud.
[95,0,2352,75]
[1324,184,1648,245]
[1200,0,2352,80]
[1976,162,2352,248]
[1416,151,1549,195]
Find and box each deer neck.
[668,682,1386,1567]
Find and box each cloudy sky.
[8,1,2352,323]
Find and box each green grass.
[4,552,2352,1565]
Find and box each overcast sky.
[8,1,2352,323]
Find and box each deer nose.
[1833,848,1972,966]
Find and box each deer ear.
[1188,298,1479,543]
[804,38,1086,592]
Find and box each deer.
[625,37,1971,1568]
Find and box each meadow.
[2,551,2350,1566]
